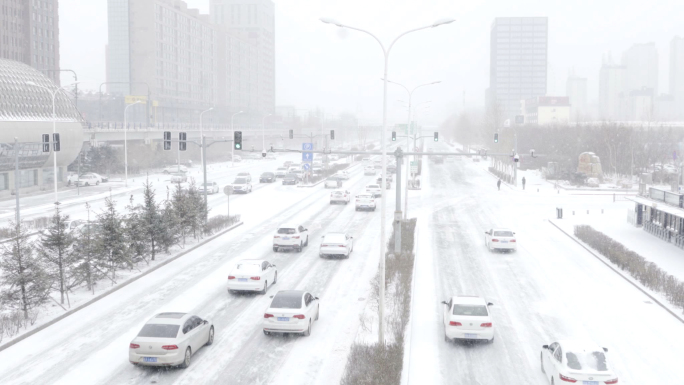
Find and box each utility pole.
[394,147,403,253]
[14,138,20,225]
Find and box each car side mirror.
[603,347,608,352]
[542,344,549,349]
[314,297,319,300]
[441,301,448,305]
[203,320,208,324]
[271,264,276,267]
[269,296,274,298]
[487,302,493,306]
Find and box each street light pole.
[388,81,440,220]
[26,81,80,204]
[124,101,143,187]
[231,111,244,167]
[262,113,272,153]
[320,17,455,345]
[200,107,214,214]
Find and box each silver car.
[129,312,214,368]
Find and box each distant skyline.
[59,0,683,125]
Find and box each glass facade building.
[489,17,548,120]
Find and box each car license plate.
[277,317,289,322]
[238,278,248,282]
[501,240,508,243]
[582,382,598,385]
[282,237,290,240]
[464,333,478,338]
[143,357,157,363]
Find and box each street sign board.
[302,163,311,171]
[410,161,418,174]
[302,152,313,162]
[125,95,148,104]
[302,143,313,151]
[223,186,233,196]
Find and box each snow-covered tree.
[0,221,51,319]
[96,197,129,281]
[72,203,102,294]
[125,195,149,265]
[38,205,76,305]
[139,180,164,261]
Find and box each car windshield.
[238,173,249,176]
[270,293,302,309]
[324,235,346,243]
[261,173,273,177]
[234,178,247,184]
[565,351,608,371]
[357,195,372,199]
[367,185,379,189]
[277,168,286,171]
[137,324,180,338]
[285,174,296,179]
[332,191,344,196]
[203,182,213,187]
[278,228,296,234]
[452,304,488,316]
[235,263,261,273]
[493,231,514,237]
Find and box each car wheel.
[96,181,100,186]
[444,332,452,343]
[206,326,214,346]
[315,306,319,321]
[304,236,309,247]
[273,272,277,284]
[551,377,555,385]
[260,281,268,294]
[355,208,359,211]
[488,336,495,344]
[164,170,169,174]
[541,352,545,374]
[273,246,278,252]
[303,320,311,337]
[263,330,271,336]
[297,243,303,253]
[179,347,191,369]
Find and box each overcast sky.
[59,0,683,125]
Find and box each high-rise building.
[211,0,275,115]
[0,0,60,84]
[622,42,658,95]
[566,70,588,120]
[671,36,684,118]
[599,56,627,120]
[106,0,218,124]
[488,17,548,121]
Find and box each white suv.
[273,225,309,252]
[330,190,351,204]
[365,184,382,197]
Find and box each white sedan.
[484,228,517,252]
[330,189,351,204]
[355,193,376,211]
[231,177,253,193]
[263,290,320,336]
[541,340,618,385]
[441,296,494,343]
[364,166,376,175]
[365,184,382,197]
[76,174,101,186]
[335,171,350,180]
[275,168,288,178]
[319,233,353,258]
[227,259,277,294]
[324,177,342,189]
[129,312,214,368]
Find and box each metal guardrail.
[642,221,684,250]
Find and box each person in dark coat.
[522,177,526,190]
[497,179,501,190]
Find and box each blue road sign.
[302,152,313,162]
[302,163,311,171]
[302,143,313,151]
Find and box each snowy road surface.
[0,154,393,385]
[0,144,681,385]
[405,145,684,385]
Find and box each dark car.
[283,174,298,185]
[260,172,275,183]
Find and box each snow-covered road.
[406,146,684,385]
[0,154,394,385]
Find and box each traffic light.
[53,133,60,152]
[330,130,335,140]
[289,129,293,139]
[179,132,187,151]
[392,131,396,141]
[494,133,499,143]
[234,131,243,150]
[433,132,438,142]
[163,131,172,150]
[42,134,50,152]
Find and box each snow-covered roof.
[558,339,605,353]
[629,196,684,217]
[452,296,487,305]
[0,58,82,122]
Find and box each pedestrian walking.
[497,179,501,191]
[522,177,526,190]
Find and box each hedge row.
[574,225,684,312]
